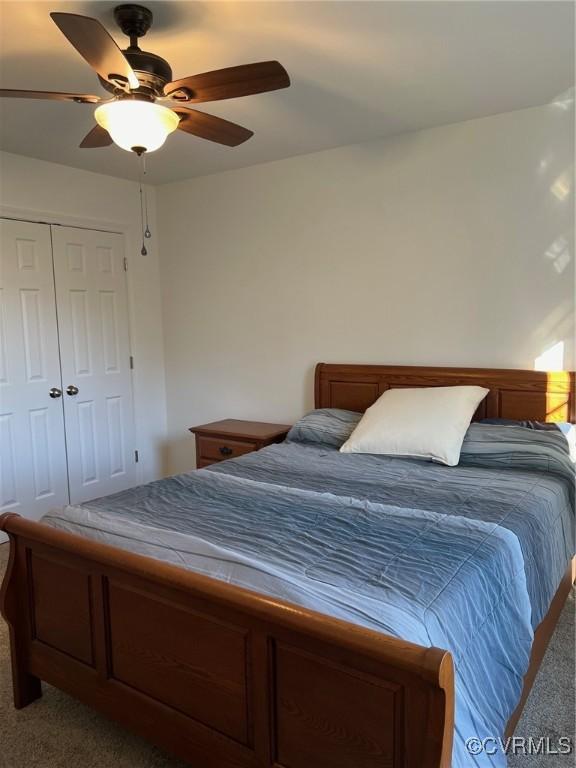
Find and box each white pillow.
[340,385,489,466]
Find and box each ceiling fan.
[0,4,290,154]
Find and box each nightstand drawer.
[197,436,257,462]
[190,420,291,470]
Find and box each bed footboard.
[0,512,454,768]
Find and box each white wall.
[0,151,168,482]
[158,103,574,475]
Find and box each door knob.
[66,385,79,396]
[49,387,62,398]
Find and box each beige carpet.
[0,542,574,767]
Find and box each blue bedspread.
[42,427,574,768]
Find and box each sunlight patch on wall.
[550,172,572,201]
[538,153,553,174]
[550,87,574,111]
[544,235,571,274]
[534,341,565,371]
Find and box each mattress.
[42,426,575,768]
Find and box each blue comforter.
[42,425,574,768]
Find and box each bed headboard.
[314,363,575,422]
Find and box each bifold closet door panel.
[0,219,69,523]
[51,226,137,504]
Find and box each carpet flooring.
[0,542,573,767]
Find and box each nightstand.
[189,419,292,469]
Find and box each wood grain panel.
[327,381,381,413]
[315,364,575,422]
[107,582,251,745]
[273,642,400,768]
[28,552,94,666]
[198,436,257,462]
[499,390,571,423]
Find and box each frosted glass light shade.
[95,100,179,153]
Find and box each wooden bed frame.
[1,364,574,768]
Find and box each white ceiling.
[0,1,573,185]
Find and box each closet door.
[0,219,69,525]
[52,226,137,504]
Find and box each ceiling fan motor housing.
[114,4,153,39]
[98,50,172,96]
[99,3,172,97]
[100,5,172,96]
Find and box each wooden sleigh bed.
[1,363,574,768]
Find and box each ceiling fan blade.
[50,12,139,91]
[174,108,253,147]
[80,125,113,149]
[0,89,102,103]
[164,61,290,103]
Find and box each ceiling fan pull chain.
[138,154,148,256]
[143,154,151,239]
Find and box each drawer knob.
[219,446,233,456]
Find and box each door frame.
[0,205,125,236]
[0,205,139,539]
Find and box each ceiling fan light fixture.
[4,8,290,154]
[94,100,179,153]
